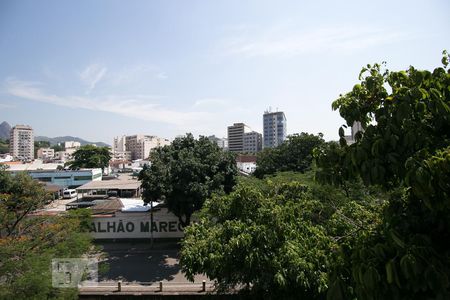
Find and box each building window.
[36,177,51,182]
[74,176,92,181]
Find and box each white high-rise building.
[10,125,34,161]
[112,135,131,161]
[263,110,287,149]
[113,135,127,152]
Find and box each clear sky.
[0,0,449,144]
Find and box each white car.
[63,189,78,199]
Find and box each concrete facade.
[37,147,55,159]
[344,121,364,145]
[125,135,170,160]
[263,111,287,149]
[243,131,262,153]
[112,135,132,160]
[9,124,34,161]
[27,168,102,188]
[207,135,228,150]
[64,141,81,149]
[351,121,363,140]
[227,123,251,153]
[113,135,127,152]
[90,208,184,239]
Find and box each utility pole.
[150,200,154,249]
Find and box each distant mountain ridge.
[0,121,109,146]
[0,121,11,140]
[34,136,110,147]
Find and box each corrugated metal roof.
[76,179,140,190]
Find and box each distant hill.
[35,136,110,147]
[0,121,11,140]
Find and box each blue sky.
[0,0,449,144]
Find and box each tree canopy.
[0,138,9,154]
[66,145,111,172]
[51,143,65,152]
[315,51,450,299]
[139,133,238,226]
[179,52,450,299]
[0,169,93,299]
[253,133,324,178]
[180,172,383,298]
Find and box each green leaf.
[386,260,394,284]
[390,230,406,249]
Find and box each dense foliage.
[179,53,450,299]
[180,172,383,298]
[66,145,111,172]
[253,133,324,178]
[0,169,93,299]
[315,52,450,299]
[0,139,8,154]
[51,143,65,152]
[139,133,238,226]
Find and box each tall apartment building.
[207,135,228,150]
[227,123,251,153]
[125,135,170,160]
[112,135,131,160]
[113,135,127,152]
[243,131,262,153]
[9,125,34,161]
[263,110,287,148]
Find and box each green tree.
[66,145,111,172]
[51,143,65,152]
[0,138,9,154]
[180,172,382,298]
[0,170,93,299]
[316,51,450,299]
[254,133,324,178]
[139,133,237,226]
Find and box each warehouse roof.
[76,179,141,191]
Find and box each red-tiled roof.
[236,154,257,163]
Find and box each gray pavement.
[95,241,210,285]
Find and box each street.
[95,241,209,285]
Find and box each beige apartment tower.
[227,123,251,153]
[125,135,170,160]
[10,124,34,161]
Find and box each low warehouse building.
[76,178,141,198]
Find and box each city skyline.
[0,0,449,143]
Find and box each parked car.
[63,189,78,199]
